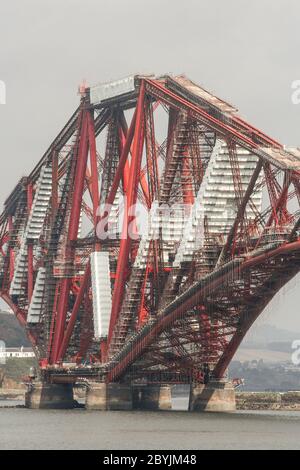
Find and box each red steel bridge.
[1,74,300,390]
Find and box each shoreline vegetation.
[0,357,37,389]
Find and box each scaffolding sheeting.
[27,267,46,324]
[90,251,112,338]
[90,76,135,105]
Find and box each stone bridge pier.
[132,385,172,410]
[25,379,236,412]
[25,381,173,410]
[86,383,172,411]
[25,382,75,409]
[189,379,236,412]
[85,383,133,411]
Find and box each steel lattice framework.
[1,74,300,386]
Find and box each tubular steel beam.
[119,110,151,207]
[51,112,90,364]
[217,159,263,265]
[27,182,34,303]
[107,240,300,382]
[3,74,300,385]
[213,261,300,378]
[51,150,59,223]
[108,81,146,345]
[57,263,91,362]
[144,79,287,169]
[99,109,137,216]
[87,111,100,225]
[26,106,81,186]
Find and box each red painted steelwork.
[1,74,300,388]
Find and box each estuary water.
[1,397,300,450]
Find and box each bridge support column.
[85,383,133,411]
[25,382,74,409]
[133,385,172,410]
[189,379,236,413]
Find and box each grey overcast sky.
[0,0,300,332]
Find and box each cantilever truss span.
[1,74,300,385]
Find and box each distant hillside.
[233,323,300,364]
[0,311,30,347]
[241,324,300,349]
[233,348,292,364]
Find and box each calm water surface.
[1,397,300,450]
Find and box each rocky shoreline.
[0,389,26,401]
[236,391,300,411]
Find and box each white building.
[0,346,35,359]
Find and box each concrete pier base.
[133,385,172,410]
[189,380,236,412]
[85,383,132,411]
[25,382,74,409]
